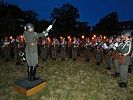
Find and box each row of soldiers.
[0,34,132,64]
[0,36,25,65]
[23,23,133,87]
[0,33,132,87]
[92,33,133,88]
[0,36,89,63]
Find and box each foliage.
[92,12,121,37]
[50,3,90,37]
[0,3,90,38]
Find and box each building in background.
[119,20,133,36]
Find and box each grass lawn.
[0,54,133,100]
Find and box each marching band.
[0,32,132,87]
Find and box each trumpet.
[19,51,26,61]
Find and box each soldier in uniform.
[94,37,102,65]
[2,37,10,62]
[67,38,72,59]
[60,37,67,61]
[111,35,122,77]
[131,46,133,73]
[11,36,21,65]
[0,39,4,57]
[41,38,48,61]
[115,33,132,88]
[77,38,81,57]
[128,36,133,73]
[72,37,79,61]
[51,37,59,61]
[104,37,114,70]
[83,38,90,62]
[23,23,52,81]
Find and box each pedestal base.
[14,78,46,96]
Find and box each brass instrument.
[19,51,26,61]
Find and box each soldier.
[41,38,48,61]
[104,37,114,70]
[51,37,59,61]
[11,36,21,65]
[67,38,72,59]
[128,36,133,73]
[2,37,10,62]
[23,23,52,81]
[72,37,79,61]
[94,37,102,65]
[115,33,132,88]
[111,35,122,77]
[131,47,133,73]
[77,38,81,57]
[60,37,67,61]
[19,40,26,63]
[0,39,4,57]
[83,38,90,62]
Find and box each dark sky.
[7,0,133,26]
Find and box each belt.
[26,42,37,46]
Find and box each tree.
[0,4,18,36]
[0,4,40,37]
[50,3,90,37]
[23,10,38,23]
[92,12,120,36]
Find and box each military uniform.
[60,39,67,61]
[131,47,133,73]
[94,42,102,65]
[23,23,50,81]
[51,39,59,61]
[72,39,79,61]
[41,39,48,61]
[104,39,114,70]
[83,39,90,62]
[116,38,132,88]
[11,38,21,65]
[2,37,10,61]
[111,41,122,77]
[0,39,4,57]
[128,39,133,73]
[24,32,47,66]
[67,40,72,59]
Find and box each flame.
[82,35,85,39]
[10,36,13,40]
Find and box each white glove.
[46,25,53,32]
[44,33,48,37]
[42,31,49,37]
[113,46,116,50]
[114,43,118,47]
[103,43,108,49]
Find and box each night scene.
[0,0,133,99]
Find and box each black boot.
[62,58,65,61]
[73,58,76,61]
[104,67,111,70]
[27,66,32,81]
[32,66,39,81]
[96,62,100,65]
[16,62,21,65]
[119,82,127,88]
[111,72,120,77]
[53,58,56,61]
[128,65,132,73]
[101,59,103,63]
[86,59,89,62]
